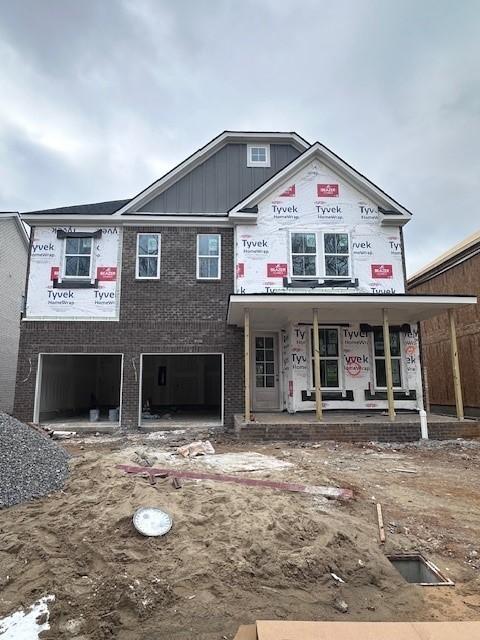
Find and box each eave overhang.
[227,293,477,327]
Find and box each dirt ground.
[1,431,480,639]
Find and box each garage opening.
[37,354,122,429]
[140,354,223,428]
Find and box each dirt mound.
[0,412,69,508]
[0,447,428,639]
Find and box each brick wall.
[234,416,480,442]
[14,225,244,428]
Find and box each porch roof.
[227,293,477,328]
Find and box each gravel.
[0,412,70,508]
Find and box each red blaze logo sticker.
[96,267,117,281]
[346,361,362,377]
[405,344,416,355]
[279,184,296,197]
[236,263,245,278]
[371,264,393,279]
[50,266,59,281]
[317,183,339,197]
[267,263,288,277]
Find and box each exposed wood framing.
[382,308,396,422]
[313,308,323,420]
[448,308,464,420]
[244,309,251,422]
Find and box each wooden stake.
[313,309,323,420]
[376,503,386,544]
[448,308,464,420]
[382,308,396,422]
[244,308,251,422]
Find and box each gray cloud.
[0,0,479,274]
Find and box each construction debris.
[0,412,69,508]
[376,503,386,544]
[118,464,354,500]
[177,440,215,458]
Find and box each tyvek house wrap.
[26,226,121,319]
[286,323,421,411]
[235,160,404,294]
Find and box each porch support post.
[382,308,396,422]
[313,308,323,421]
[448,308,464,420]
[244,308,251,422]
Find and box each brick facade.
[234,416,480,442]
[14,225,244,429]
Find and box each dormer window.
[247,144,270,167]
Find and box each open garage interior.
[141,354,223,428]
[36,354,122,428]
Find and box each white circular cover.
[133,507,173,537]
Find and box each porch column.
[382,308,396,422]
[244,308,251,422]
[448,308,464,420]
[312,308,323,420]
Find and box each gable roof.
[228,141,413,225]
[408,229,480,286]
[23,199,131,216]
[113,131,310,216]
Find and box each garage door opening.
[36,354,123,429]
[140,354,223,428]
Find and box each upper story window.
[63,237,93,279]
[136,233,161,279]
[373,328,403,389]
[291,232,317,277]
[323,233,350,277]
[247,144,270,167]
[197,234,221,280]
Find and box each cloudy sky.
[1,0,479,274]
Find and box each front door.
[252,333,280,411]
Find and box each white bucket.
[108,408,119,422]
[89,409,100,422]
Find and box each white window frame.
[247,143,270,167]
[196,233,221,281]
[289,230,318,280]
[372,328,404,390]
[309,325,343,391]
[136,233,161,280]
[61,236,94,281]
[322,231,352,279]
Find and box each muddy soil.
[0,433,479,639]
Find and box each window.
[311,327,340,388]
[373,328,402,388]
[197,234,221,280]
[324,233,350,277]
[136,233,160,279]
[291,232,317,278]
[247,144,270,167]
[63,237,93,278]
[255,336,275,388]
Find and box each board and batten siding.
[138,143,301,213]
[0,218,28,412]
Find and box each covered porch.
[227,293,477,438]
